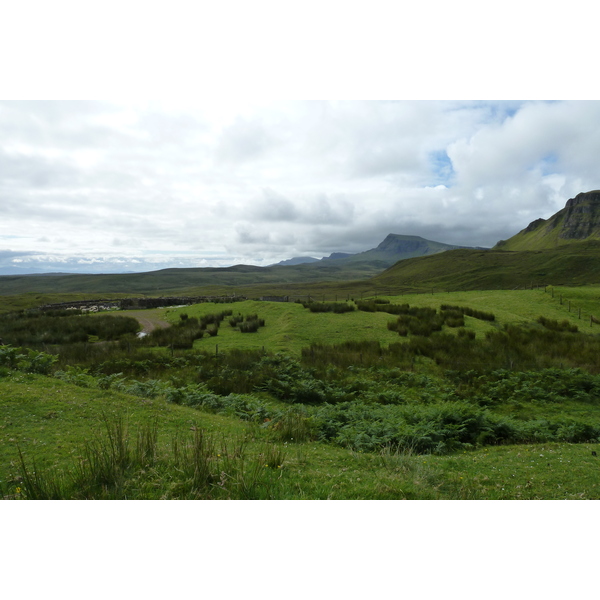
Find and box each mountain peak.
[565,190,600,208]
[495,191,600,251]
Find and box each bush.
[240,320,260,333]
[303,302,355,314]
[440,304,495,322]
[537,316,578,333]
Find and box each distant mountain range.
[0,233,480,296]
[7,191,600,298]
[273,234,478,268]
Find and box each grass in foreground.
[3,287,600,500]
[2,374,600,500]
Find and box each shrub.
[439,304,495,322]
[304,302,355,314]
[240,320,260,333]
[537,316,578,333]
[271,408,318,442]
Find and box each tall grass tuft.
[17,446,69,500]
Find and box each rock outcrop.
[559,191,600,240]
[494,191,600,251]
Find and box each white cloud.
[1,100,599,273]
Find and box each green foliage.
[15,415,284,500]
[302,320,600,373]
[5,286,600,502]
[440,304,496,321]
[537,315,578,332]
[238,314,265,333]
[301,301,355,314]
[0,345,57,375]
[270,407,318,442]
[0,311,139,346]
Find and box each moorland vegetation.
[2,286,600,500]
[3,192,600,499]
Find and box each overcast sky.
[1,3,598,275]
[1,99,599,274]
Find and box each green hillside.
[495,190,600,251]
[373,241,600,291]
[0,263,367,297]
[0,234,470,298]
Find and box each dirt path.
[123,310,171,333]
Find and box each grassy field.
[3,286,600,500]
[3,374,600,500]
[149,287,600,355]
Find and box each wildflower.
[16,487,21,494]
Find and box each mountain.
[0,233,476,297]
[336,234,475,266]
[494,190,600,251]
[271,257,320,266]
[321,252,354,261]
[274,235,467,268]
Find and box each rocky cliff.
[495,191,600,251]
[559,190,600,240]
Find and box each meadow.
[2,285,600,499]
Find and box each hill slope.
[495,190,600,251]
[373,240,600,291]
[0,234,472,296]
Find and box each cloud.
[214,115,277,165]
[250,188,300,222]
[1,100,600,273]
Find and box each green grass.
[3,374,600,499]
[374,241,600,291]
[134,288,600,356]
[163,300,401,355]
[4,286,600,500]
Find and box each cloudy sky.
[2,99,599,274]
[1,3,598,275]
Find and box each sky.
[2,99,599,274]
[1,3,598,275]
